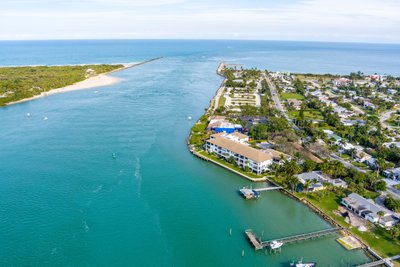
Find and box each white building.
[354,150,372,163]
[383,168,400,181]
[205,136,273,174]
[341,193,398,228]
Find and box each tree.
[376,157,386,178]
[377,211,385,225]
[285,175,299,192]
[390,225,400,240]
[384,196,400,212]
[303,159,317,172]
[303,180,312,193]
[374,180,387,192]
[227,156,235,164]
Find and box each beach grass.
[0,64,123,106]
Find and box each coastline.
[5,57,163,106]
[187,62,382,264]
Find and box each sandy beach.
[6,63,136,106]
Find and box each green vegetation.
[288,109,323,120]
[189,115,209,148]
[303,190,400,258]
[281,93,305,100]
[0,64,123,106]
[385,196,400,212]
[198,150,264,179]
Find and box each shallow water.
[1,40,398,266]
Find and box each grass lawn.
[281,92,305,100]
[218,94,226,108]
[198,150,264,179]
[288,109,323,120]
[339,154,351,160]
[301,191,400,258]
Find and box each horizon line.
[0,37,400,46]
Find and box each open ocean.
[1,40,399,266]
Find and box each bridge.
[245,228,343,250]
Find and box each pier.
[245,229,263,250]
[356,255,400,267]
[253,186,282,192]
[245,228,343,250]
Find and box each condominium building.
[204,136,273,174]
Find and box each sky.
[0,0,400,43]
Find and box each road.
[265,73,370,173]
[380,109,398,130]
[265,74,300,131]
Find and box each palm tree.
[303,180,312,193]
[377,211,385,226]
[338,139,346,155]
[349,148,356,159]
[376,157,386,178]
[286,175,299,192]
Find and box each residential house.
[333,78,350,86]
[363,101,376,110]
[354,150,372,163]
[341,193,398,228]
[287,99,302,110]
[331,178,348,188]
[383,168,400,181]
[207,116,242,133]
[296,171,327,192]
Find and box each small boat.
[112,153,117,159]
[290,259,317,267]
[26,113,30,117]
[269,240,283,249]
[188,116,192,120]
[43,116,48,121]
[239,187,260,199]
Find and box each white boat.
[290,259,316,267]
[270,240,283,249]
[43,116,48,121]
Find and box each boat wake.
[134,157,142,198]
[83,220,89,232]
[92,184,103,193]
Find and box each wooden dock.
[245,229,263,250]
[245,228,342,250]
[262,228,342,247]
[253,186,282,192]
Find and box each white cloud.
[0,0,399,42]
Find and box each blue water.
[1,40,399,266]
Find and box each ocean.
[1,39,399,266]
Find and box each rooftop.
[206,137,273,163]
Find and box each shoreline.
[187,62,381,263]
[5,57,163,106]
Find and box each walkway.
[245,228,342,250]
[261,228,342,247]
[356,255,400,267]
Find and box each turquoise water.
[1,40,399,266]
